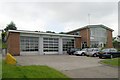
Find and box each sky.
[0,0,119,37]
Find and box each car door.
[110,48,118,57]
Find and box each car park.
[74,48,88,56]
[67,48,81,55]
[86,48,101,57]
[98,48,120,59]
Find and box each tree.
[4,21,17,32]
[59,32,66,34]
[1,30,7,48]
[1,30,6,43]
[112,37,120,51]
[46,31,55,33]
[2,21,17,48]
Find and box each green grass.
[2,43,7,49]
[0,39,7,49]
[0,39,1,48]
[101,58,120,67]
[0,54,2,79]
[117,48,120,51]
[2,60,70,79]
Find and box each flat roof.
[67,24,114,33]
[8,30,81,38]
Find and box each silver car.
[86,48,101,57]
[74,48,88,56]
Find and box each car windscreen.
[110,48,117,52]
[76,48,81,51]
[81,48,87,51]
[88,48,93,52]
[94,49,100,51]
[102,49,109,52]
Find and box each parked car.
[98,48,120,59]
[74,48,88,56]
[86,48,101,57]
[67,48,81,55]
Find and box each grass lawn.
[0,39,7,49]
[0,39,1,48]
[2,60,70,79]
[101,58,120,67]
[0,54,2,79]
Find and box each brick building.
[6,24,113,56]
[7,30,81,56]
[67,25,113,48]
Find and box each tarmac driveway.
[15,55,118,78]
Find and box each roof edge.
[66,24,114,33]
[8,30,81,38]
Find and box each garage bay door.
[43,38,59,54]
[20,36,39,55]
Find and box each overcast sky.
[0,0,119,37]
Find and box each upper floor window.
[72,31,80,35]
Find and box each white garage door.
[43,38,59,54]
[20,36,39,55]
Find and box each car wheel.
[93,53,97,57]
[110,55,113,59]
[86,55,89,57]
[75,54,79,56]
[99,56,102,59]
[81,53,85,56]
[68,53,71,55]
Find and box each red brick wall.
[68,28,90,48]
[80,28,90,47]
[75,37,81,48]
[7,32,20,56]
[106,30,113,48]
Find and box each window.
[90,27,107,48]
[76,31,80,35]
[110,48,117,52]
[102,49,109,52]
[20,36,39,52]
[63,39,74,51]
[72,31,80,35]
[43,38,59,52]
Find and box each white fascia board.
[8,30,81,38]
